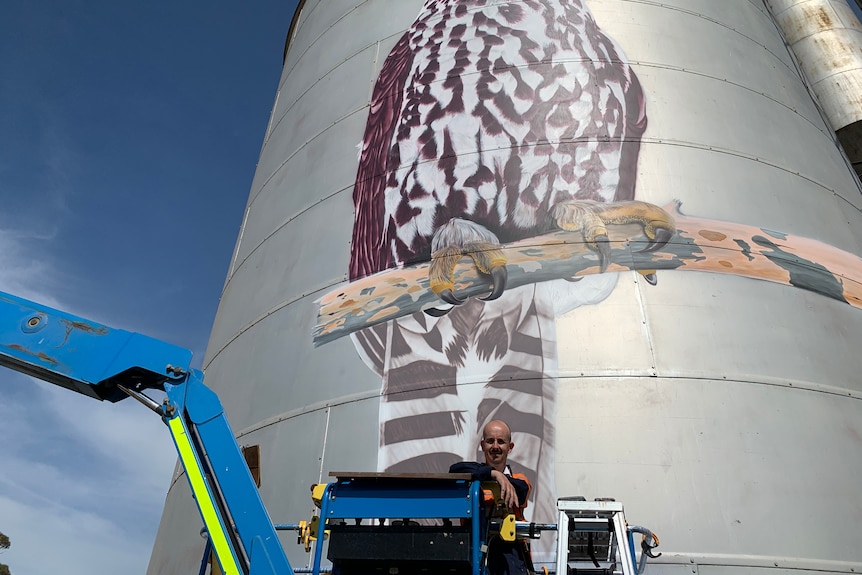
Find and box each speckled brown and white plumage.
[349,0,646,548]
[351,0,645,280]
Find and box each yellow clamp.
[500,514,517,542]
[297,516,320,553]
[311,483,327,508]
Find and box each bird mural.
[347,0,675,534]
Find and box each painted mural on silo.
[312,0,862,537]
[345,0,672,529]
[148,0,862,572]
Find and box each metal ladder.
[555,498,638,575]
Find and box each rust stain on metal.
[61,319,109,335]
[58,319,109,346]
[813,6,833,31]
[7,344,59,365]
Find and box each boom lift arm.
[0,289,661,575]
[0,291,293,575]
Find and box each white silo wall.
[149,1,862,573]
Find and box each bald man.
[450,420,533,575]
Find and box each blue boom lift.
[0,290,659,575]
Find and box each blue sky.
[0,2,297,573]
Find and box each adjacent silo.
[149,1,862,573]
[767,0,862,175]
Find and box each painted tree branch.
[313,201,862,345]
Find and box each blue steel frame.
[312,475,485,575]
[0,290,192,400]
[0,290,294,575]
[165,370,294,575]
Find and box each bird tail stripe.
[382,433,473,467]
[382,411,466,445]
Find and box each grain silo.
[148,1,862,573]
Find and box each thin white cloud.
[33,378,177,504]
[0,222,177,574]
[0,379,177,575]
[0,494,150,575]
[0,227,60,307]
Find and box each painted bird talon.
[424,305,454,317]
[640,226,674,253]
[551,199,676,276]
[440,288,466,306]
[427,219,508,308]
[480,266,507,301]
[595,235,611,273]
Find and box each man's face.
[481,423,513,470]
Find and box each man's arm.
[506,474,529,507]
[449,461,494,480]
[449,463,529,508]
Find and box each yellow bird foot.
[550,200,676,273]
[426,219,508,315]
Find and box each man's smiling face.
[481,420,514,471]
